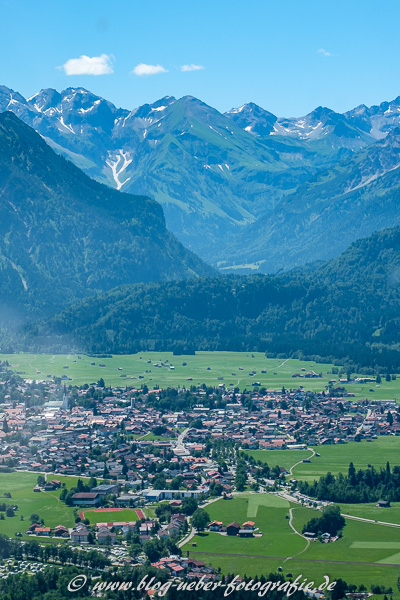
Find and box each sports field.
[2,351,400,400]
[185,494,400,590]
[81,508,139,525]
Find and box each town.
[0,359,399,592]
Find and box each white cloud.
[132,63,168,76]
[60,54,114,76]
[180,64,205,72]
[317,48,332,57]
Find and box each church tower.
[62,385,69,411]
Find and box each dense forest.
[21,227,400,371]
[298,462,400,503]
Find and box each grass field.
[340,502,400,525]
[2,352,400,400]
[0,472,78,540]
[184,493,305,563]
[245,449,313,472]
[292,438,400,481]
[246,438,400,482]
[81,508,139,525]
[184,494,400,590]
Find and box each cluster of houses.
[25,523,69,538]
[1,375,399,481]
[208,520,257,537]
[68,513,188,546]
[149,556,218,582]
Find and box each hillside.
[24,228,400,370]
[0,111,214,321]
[221,128,400,271]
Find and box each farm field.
[340,502,400,525]
[183,492,305,562]
[186,495,400,590]
[245,449,313,473]
[290,507,400,589]
[81,508,139,525]
[0,472,78,540]
[247,438,400,482]
[292,437,400,482]
[1,351,400,400]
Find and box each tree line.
[298,462,400,503]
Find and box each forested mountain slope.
[0,112,214,321]
[24,228,400,370]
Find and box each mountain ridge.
[2,84,400,269]
[0,111,214,321]
[222,126,400,272]
[22,227,400,371]
[0,84,378,263]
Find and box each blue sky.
[2,0,400,116]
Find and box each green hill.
[24,227,400,370]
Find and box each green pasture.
[184,493,305,561]
[136,431,176,441]
[81,508,139,525]
[2,352,399,400]
[340,502,400,525]
[290,507,400,588]
[185,495,400,590]
[0,472,77,540]
[292,437,400,481]
[245,449,313,472]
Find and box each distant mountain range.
[1,85,400,270]
[0,111,213,323]
[222,127,400,271]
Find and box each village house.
[70,524,90,544]
[226,522,241,536]
[97,525,117,545]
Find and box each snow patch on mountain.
[58,117,75,134]
[345,163,400,195]
[106,149,132,190]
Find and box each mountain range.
[0,111,213,323]
[221,126,400,271]
[3,85,400,269]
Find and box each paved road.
[289,447,315,476]
[342,513,400,528]
[283,507,310,563]
[178,496,222,549]
[175,427,190,452]
[356,408,371,435]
